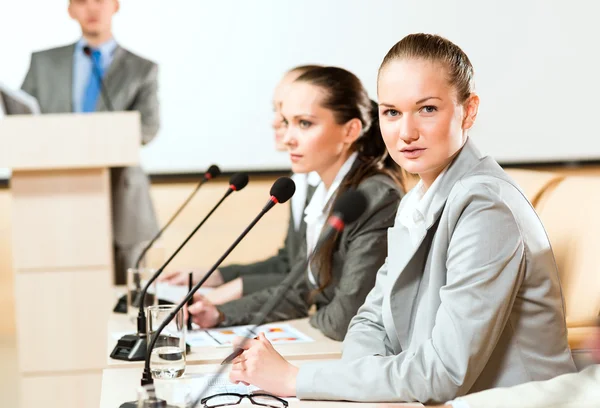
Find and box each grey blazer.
[296,138,575,403]
[218,174,402,341]
[21,43,159,247]
[219,183,315,295]
[459,364,600,408]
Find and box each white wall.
[1,0,599,177]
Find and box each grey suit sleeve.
[217,268,311,327]
[340,259,394,361]
[219,208,296,294]
[297,184,526,403]
[308,189,400,341]
[219,245,289,288]
[132,63,160,145]
[21,54,37,98]
[457,365,600,408]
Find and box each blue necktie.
[82,49,104,113]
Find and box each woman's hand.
[229,333,299,397]
[203,278,244,305]
[188,295,222,328]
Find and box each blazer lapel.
[385,137,486,349]
[97,46,128,111]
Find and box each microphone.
[110,173,249,362]
[220,188,368,364]
[183,190,367,408]
[83,45,114,111]
[119,177,295,408]
[134,164,221,270]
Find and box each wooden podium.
[0,112,141,408]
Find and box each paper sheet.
[186,323,314,348]
[156,282,213,304]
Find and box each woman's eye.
[299,120,312,129]
[421,105,437,114]
[382,109,400,117]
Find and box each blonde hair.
[379,33,475,103]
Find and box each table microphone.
[110,173,249,362]
[118,177,295,408]
[188,189,368,408]
[83,45,114,111]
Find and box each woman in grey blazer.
[227,34,575,403]
[187,66,406,341]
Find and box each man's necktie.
[82,49,104,113]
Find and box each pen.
[187,271,193,331]
[220,336,258,365]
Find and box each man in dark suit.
[21,0,160,284]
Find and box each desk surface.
[100,362,424,408]
[107,314,342,368]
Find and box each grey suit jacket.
[21,43,159,247]
[296,138,575,403]
[218,174,402,341]
[459,364,600,408]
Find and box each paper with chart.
[186,323,314,347]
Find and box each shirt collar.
[304,152,359,222]
[75,37,118,58]
[398,165,449,230]
[307,171,321,187]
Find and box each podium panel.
[21,372,102,408]
[1,113,141,408]
[15,268,111,373]
[11,169,113,270]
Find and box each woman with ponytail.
[188,66,406,341]
[226,34,574,404]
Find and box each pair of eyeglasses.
[200,392,288,408]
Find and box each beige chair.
[504,168,564,207]
[534,176,600,350]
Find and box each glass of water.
[127,267,158,322]
[146,305,186,379]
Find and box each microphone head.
[83,45,92,56]
[270,177,296,204]
[205,165,221,180]
[333,189,368,224]
[229,173,249,191]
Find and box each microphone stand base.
[110,333,192,361]
[110,333,148,361]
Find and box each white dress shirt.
[290,171,320,231]
[304,152,358,286]
[397,166,449,248]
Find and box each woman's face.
[280,82,359,185]
[378,58,478,187]
[272,71,302,152]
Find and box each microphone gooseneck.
[134,173,248,335]
[83,45,114,111]
[134,165,222,269]
[187,189,369,408]
[139,177,296,386]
